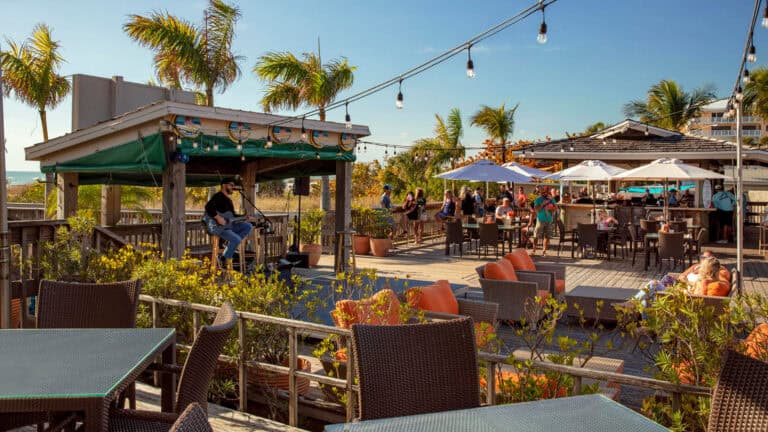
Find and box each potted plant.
[369,209,393,257]
[293,208,325,267]
[351,206,373,255]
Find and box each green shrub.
[291,208,325,244]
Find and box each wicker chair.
[36,279,142,328]
[555,219,577,258]
[445,219,464,257]
[108,302,237,432]
[475,264,552,323]
[167,404,212,432]
[477,223,501,258]
[351,318,480,420]
[639,219,659,236]
[608,224,629,260]
[708,349,768,431]
[669,220,687,233]
[576,223,601,258]
[627,223,645,267]
[657,231,685,271]
[687,228,708,265]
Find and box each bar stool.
[211,235,246,271]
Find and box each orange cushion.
[331,289,402,328]
[555,279,566,295]
[484,260,518,281]
[504,249,537,271]
[480,371,567,399]
[745,324,768,359]
[474,322,496,348]
[536,290,551,306]
[404,280,459,315]
[719,267,732,284]
[706,281,730,297]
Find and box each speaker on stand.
[289,177,311,268]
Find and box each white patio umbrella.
[545,160,627,222]
[501,161,551,181]
[435,159,531,183]
[613,158,730,220]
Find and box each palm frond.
[253,51,310,84]
[261,82,302,113]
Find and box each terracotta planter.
[249,357,311,395]
[369,238,392,257]
[352,235,371,255]
[300,243,322,267]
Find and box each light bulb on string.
[396,79,404,109]
[315,152,320,160]
[240,154,245,162]
[736,86,744,101]
[744,69,751,84]
[213,142,219,151]
[301,117,307,140]
[176,136,182,145]
[749,45,757,63]
[466,44,475,78]
[266,132,273,149]
[537,7,547,44]
[345,102,352,129]
[763,6,768,28]
[644,126,649,136]
[569,143,574,152]
[236,141,243,152]
[192,140,198,149]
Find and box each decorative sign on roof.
[270,126,293,144]
[227,122,252,143]
[173,115,202,138]
[339,133,357,151]
[310,130,331,148]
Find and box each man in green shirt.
[532,188,557,255]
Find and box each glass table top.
[0,328,174,399]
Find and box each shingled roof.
[517,119,742,161]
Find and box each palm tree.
[744,67,768,120]
[254,50,355,210]
[470,103,519,163]
[1,23,70,142]
[622,80,715,131]
[413,108,465,174]
[123,0,242,107]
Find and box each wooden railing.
[138,293,711,427]
[748,201,767,225]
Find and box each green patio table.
[324,394,667,431]
[0,328,176,432]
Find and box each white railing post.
[238,316,248,412]
[288,327,298,426]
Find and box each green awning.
[42,133,166,174]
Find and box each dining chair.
[445,219,464,257]
[108,302,236,432]
[36,279,142,329]
[669,220,687,233]
[576,223,600,258]
[708,349,768,431]
[626,223,645,267]
[555,219,577,258]
[608,224,629,260]
[657,231,685,271]
[477,223,501,258]
[168,403,213,432]
[639,219,659,236]
[351,318,480,420]
[687,228,708,265]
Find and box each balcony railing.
[690,129,763,137]
[690,116,761,124]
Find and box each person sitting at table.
[689,257,730,296]
[668,189,679,207]
[597,210,618,230]
[434,190,456,227]
[679,188,694,207]
[495,197,515,220]
[642,188,656,206]
[460,186,475,221]
[678,251,732,286]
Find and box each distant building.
[688,98,767,142]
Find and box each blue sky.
[0,0,760,170]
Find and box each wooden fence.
[139,293,710,428]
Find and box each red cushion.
[404,280,459,315]
[484,260,518,281]
[331,289,402,328]
[504,249,537,271]
[555,279,566,295]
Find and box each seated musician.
[204,177,253,266]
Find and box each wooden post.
[100,185,121,226]
[334,161,352,273]
[240,161,258,218]
[56,173,79,219]
[161,136,186,259]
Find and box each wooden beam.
[334,161,351,273]
[56,173,79,219]
[100,185,121,226]
[161,135,186,259]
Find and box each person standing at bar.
[712,184,736,244]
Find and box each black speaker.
[293,177,310,196]
[286,251,310,268]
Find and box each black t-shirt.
[205,191,235,217]
[461,194,475,214]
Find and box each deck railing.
[138,293,710,427]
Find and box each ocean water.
[6,171,44,185]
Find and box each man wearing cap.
[532,188,557,256]
[380,184,392,209]
[712,184,736,244]
[204,178,253,267]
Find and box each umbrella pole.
[737,103,744,292]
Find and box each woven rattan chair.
[669,220,687,233]
[477,223,501,258]
[351,318,480,420]
[708,349,768,431]
[108,302,236,432]
[627,223,645,267]
[555,219,576,258]
[576,223,600,258]
[37,279,142,328]
[657,231,685,271]
[475,264,552,323]
[167,404,212,432]
[639,219,659,236]
[445,219,464,257]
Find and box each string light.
[466,44,475,78]
[315,151,320,160]
[537,7,547,44]
[560,145,565,153]
[345,102,352,129]
[176,136,182,145]
[192,140,198,149]
[236,140,243,152]
[644,126,650,136]
[749,44,757,63]
[396,79,404,109]
[736,86,744,101]
[301,117,307,140]
[213,142,219,151]
[266,131,273,148]
[763,5,768,28]
[569,143,574,152]
[744,68,751,84]
[241,154,245,161]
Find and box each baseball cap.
[383,184,391,190]
[715,184,723,190]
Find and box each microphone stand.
[236,188,273,269]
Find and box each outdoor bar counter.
[559,203,713,232]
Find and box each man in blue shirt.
[711,184,736,244]
[532,188,557,256]
[380,184,392,209]
[668,189,679,207]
